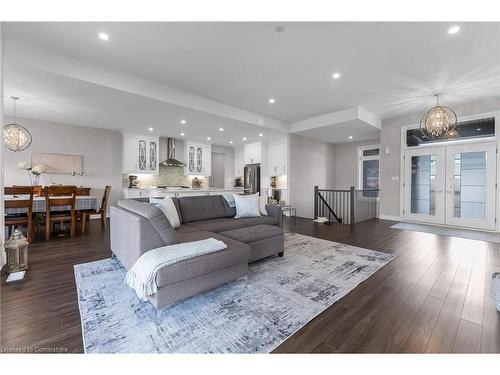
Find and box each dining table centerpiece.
[17,161,47,186]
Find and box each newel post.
[349,186,355,225]
[314,186,319,219]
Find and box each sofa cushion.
[221,195,237,217]
[219,224,284,244]
[117,200,178,246]
[179,195,227,223]
[185,218,246,233]
[155,231,250,288]
[175,224,200,235]
[237,216,278,227]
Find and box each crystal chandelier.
[419,94,457,138]
[3,96,32,152]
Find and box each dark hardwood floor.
[1,218,499,353]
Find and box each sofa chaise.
[110,194,284,312]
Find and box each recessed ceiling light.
[242,137,247,141]
[229,140,233,144]
[206,137,211,141]
[448,25,460,35]
[348,135,353,139]
[148,127,154,132]
[180,132,185,136]
[476,128,481,131]
[219,128,224,132]
[332,72,341,79]
[268,98,275,104]
[98,32,109,41]
[259,133,263,137]
[180,119,187,124]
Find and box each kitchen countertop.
[125,187,246,193]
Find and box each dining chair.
[44,185,77,240]
[32,185,42,196]
[4,186,34,243]
[81,186,111,233]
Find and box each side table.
[281,205,297,234]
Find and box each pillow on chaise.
[258,196,268,216]
[233,193,261,218]
[150,197,181,228]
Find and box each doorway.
[210,152,225,188]
[403,141,496,231]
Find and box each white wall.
[3,117,123,212]
[1,23,5,269]
[289,134,335,218]
[379,98,500,219]
[334,139,380,190]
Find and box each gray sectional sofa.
[110,194,284,312]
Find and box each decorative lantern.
[5,228,29,273]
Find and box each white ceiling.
[3,22,500,144]
[4,64,286,146]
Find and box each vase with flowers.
[17,161,47,186]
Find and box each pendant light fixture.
[3,96,32,152]
[419,94,457,138]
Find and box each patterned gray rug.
[74,234,393,353]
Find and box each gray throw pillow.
[117,200,178,246]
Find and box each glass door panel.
[446,142,496,230]
[404,147,445,224]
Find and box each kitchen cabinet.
[122,188,244,199]
[233,148,244,177]
[268,141,287,176]
[244,142,262,165]
[122,134,159,174]
[185,142,211,176]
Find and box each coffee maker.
[128,175,140,188]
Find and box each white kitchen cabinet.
[185,142,211,176]
[244,142,262,165]
[268,141,287,176]
[233,148,244,177]
[122,134,159,174]
[122,188,153,199]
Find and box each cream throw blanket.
[124,238,227,301]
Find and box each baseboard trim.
[379,214,401,222]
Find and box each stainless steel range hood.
[159,138,186,167]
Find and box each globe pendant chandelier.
[3,96,33,152]
[419,94,457,138]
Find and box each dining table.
[4,195,98,215]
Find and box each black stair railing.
[314,186,379,225]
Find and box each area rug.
[74,234,393,353]
[391,222,500,244]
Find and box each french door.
[404,142,497,230]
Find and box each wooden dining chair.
[32,185,42,196]
[81,186,111,233]
[44,185,77,240]
[4,186,34,243]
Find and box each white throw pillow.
[150,197,181,228]
[233,193,261,218]
[259,196,268,216]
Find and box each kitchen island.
[122,187,246,199]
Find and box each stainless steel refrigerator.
[244,164,261,195]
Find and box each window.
[358,145,380,197]
[406,117,495,147]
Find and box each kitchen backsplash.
[123,166,208,188]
